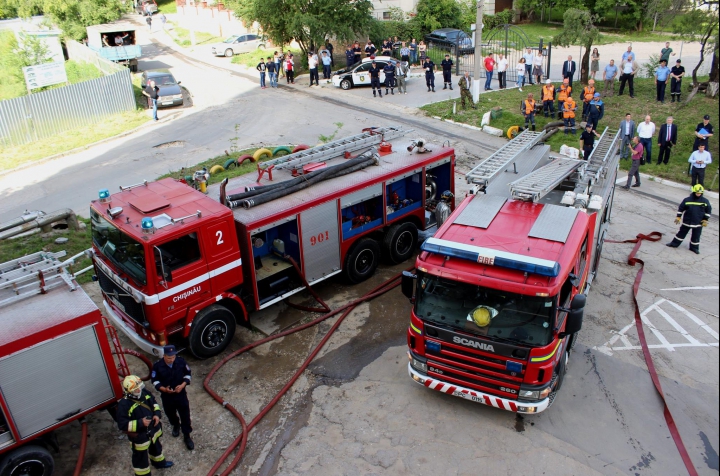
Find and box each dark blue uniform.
[383,63,396,94]
[369,63,382,97]
[117,389,167,475]
[152,357,193,437]
[424,60,435,91]
[668,192,712,253]
[345,49,355,68]
[587,98,604,132]
[441,58,453,88]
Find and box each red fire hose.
[204,266,404,476]
[607,232,698,476]
[72,419,88,476]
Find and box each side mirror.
[401,271,417,299]
[177,81,181,84]
[570,293,586,310]
[561,294,586,337]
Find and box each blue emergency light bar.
[420,237,561,278]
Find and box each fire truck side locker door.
[300,200,341,284]
[202,219,242,294]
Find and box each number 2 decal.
[216,230,224,245]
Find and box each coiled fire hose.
[204,258,405,476]
[607,232,698,476]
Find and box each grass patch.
[0,110,149,172]
[156,0,177,14]
[0,218,94,284]
[420,77,719,190]
[514,22,681,47]
[167,22,223,47]
[231,48,308,75]
[0,59,105,101]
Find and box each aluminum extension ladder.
[259,127,411,172]
[584,127,620,181]
[465,129,547,192]
[0,250,85,307]
[509,158,587,202]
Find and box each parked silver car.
[210,34,265,57]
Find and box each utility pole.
[472,0,485,102]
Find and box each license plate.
[110,296,125,313]
[162,101,173,105]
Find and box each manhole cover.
[153,140,186,149]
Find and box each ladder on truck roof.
[259,127,411,172]
[581,127,620,185]
[465,129,547,192]
[0,250,86,308]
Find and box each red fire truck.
[89,128,456,358]
[403,128,620,414]
[0,251,123,475]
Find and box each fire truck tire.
[272,146,293,157]
[382,222,418,264]
[0,445,54,476]
[253,148,273,162]
[593,229,607,274]
[547,351,568,408]
[344,238,380,284]
[189,305,236,359]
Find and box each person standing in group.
[396,60,409,94]
[619,113,636,160]
[345,45,355,68]
[146,14,152,31]
[381,38,392,56]
[383,60,396,95]
[142,80,159,121]
[321,51,332,80]
[580,123,601,160]
[670,59,685,102]
[522,48,535,84]
[152,345,194,451]
[581,79,596,122]
[516,58,526,91]
[409,39,418,66]
[352,41,362,64]
[603,59,618,96]
[483,52,495,91]
[369,60,382,97]
[621,45,633,62]
[637,115,656,165]
[541,79,555,117]
[693,114,714,151]
[618,54,638,98]
[556,78,571,119]
[562,55,576,89]
[587,92,604,132]
[266,57,277,88]
[308,51,319,86]
[532,53,543,84]
[623,136,644,189]
[660,42,676,64]
[655,59,671,103]
[657,116,678,165]
[400,42,410,63]
[496,53,508,89]
[325,40,334,66]
[285,54,295,84]
[666,184,711,254]
[521,92,537,131]
[418,41,427,63]
[423,56,435,92]
[688,143,713,186]
[256,58,267,89]
[590,48,600,80]
[441,54,454,90]
[274,51,283,79]
[458,71,476,109]
[365,40,376,58]
[562,94,577,134]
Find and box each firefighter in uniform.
[369,61,382,98]
[458,71,475,109]
[383,61,396,95]
[435,190,453,228]
[521,93,536,131]
[666,184,712,254]
[587,92,605,132]
[152,345,194,450]
[423,56,436,92]
[441,54,454,90]
[117,375,173,476]
[581,79,596,122]
[562,94,577,134]
[556,78,572,119]
[541,79,555,117]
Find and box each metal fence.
[0,68,136,148]
[66,40,124,76]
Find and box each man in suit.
[657,116,678,165]
[562,56,577,89]
[619,113,635,160]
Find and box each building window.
[382,11,391,20]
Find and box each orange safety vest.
[523,99,536,114]
[542,85,555,101]
[563,98,576,118]
[558,85,571,101]
[583,86,595,103]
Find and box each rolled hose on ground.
[204,264,405,476]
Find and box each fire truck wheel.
[0,445,54,476]
[547,351,568,408]
[344,238,380,284]
[189,305,236,359]
[383,222,418,264]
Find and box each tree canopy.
[553,8,599,84]
[413,0,463,32]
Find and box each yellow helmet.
[122,375,144,397]
[468,306,497,327]
[692,184,704,194]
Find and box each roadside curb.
[615,173,719,199]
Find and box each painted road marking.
[661,286,720,291]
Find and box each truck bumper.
[408,364,550,414]
[103,299,165,357]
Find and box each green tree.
[42,0,127,41]
[553,8,599,85]
[0,31,52,82]
[230,0,374,57]
[673,1,719,86]
[414,0,462,32]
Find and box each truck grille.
[424,324,528,400]
[96,266,147,326]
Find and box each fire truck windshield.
[415,273,554,347]
[91,209,147,285]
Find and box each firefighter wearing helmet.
[435,190,454,228]
[117,375,173,475]
[666,184,712,254]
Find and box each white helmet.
[122,375,144,398]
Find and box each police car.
[331,56,396,90]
